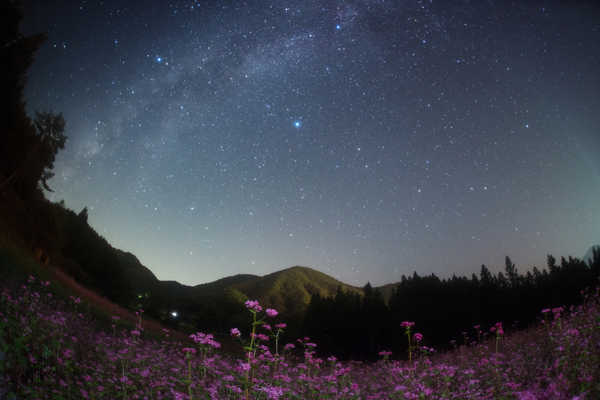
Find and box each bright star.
[335,24,341,30]
[293,120,302,128]
[156,56,163,63]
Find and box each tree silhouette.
[0,0,66,198]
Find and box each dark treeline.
[303,254,600,360]
[1,1,66,201]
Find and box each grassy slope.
[1,184,368,337]
[227,266,363,316]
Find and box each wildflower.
[240,362,251,371]
[567,328,579,336]
[245,299,263,312]
[401,321,415,328]
[378,350,392,357]
[131,329,141,336]
[284,343,295,351]
[263,323,272,330]
[414,332,423,342]
[257,333,269,341]
[541,308,551,313]
[266,308,279,317]
[275,323,287,329]
[230,327,241,337]
[182,347,196,355]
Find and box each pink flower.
[266,308,278,317]
[414,332,423,342]
[275,323,287,329]
[245,299,263,312]
[182,347,196,355]
[131,329,141,336]
[378,350,392,357]
[190,331,221,348]
[240,362,251,371]
[230,327,241,337]
[401,321,415,328]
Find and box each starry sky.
[22,0,600,286]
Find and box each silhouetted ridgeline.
[303,252,600,360]
[1,0,599,361]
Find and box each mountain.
[583,245,600,264]
[205,266,362,316]
[0,184,363,334]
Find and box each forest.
[303,254,600,360]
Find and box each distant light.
[156,56,163,63]
[293,120,302,128]
[171,311,178,318]
[335,24,341,30]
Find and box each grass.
[1,263,599,399]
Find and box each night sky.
[22,1,600,286]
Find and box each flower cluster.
[244,299,262,312]
[190,332,221,349]
[4,274,599,399]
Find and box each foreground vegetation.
[1,272,598,399]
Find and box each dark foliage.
[0,0,66,199]
[303,254,600,360]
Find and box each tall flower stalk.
[401,321,416,362]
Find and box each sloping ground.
[2,271,599,399]
[46,263,188,341]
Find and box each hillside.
[3,268,599,399]
[1,181,366,336]
[219,266,362,316]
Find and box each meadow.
[1,273,598,399]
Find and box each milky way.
[23,1,600,285]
